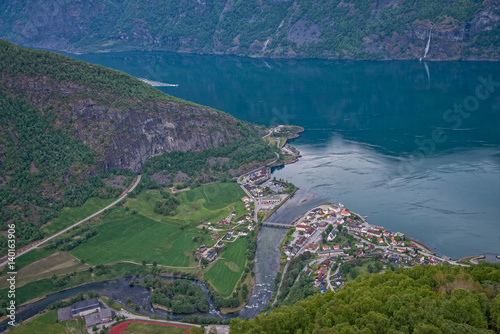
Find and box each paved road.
[326,264,340,292]
[0,174,142,268]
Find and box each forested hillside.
[231,263,500,333]
[0,40,274,255]
[0,0,499,60]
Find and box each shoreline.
[63,47,500,63]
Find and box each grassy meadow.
[204,237,248,297]
[71,182,247,267]
[70,207,213,267]
[127,182,247,226]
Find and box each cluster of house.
[280,202,459,295]
[242,196,251,210]
[282,204,349,259]
[57,298,115,328]
[197,213,256,264]
[347,223,406,246]
[247,167,269,184]
[241,181,291,215]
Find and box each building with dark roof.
[84,308,115,327]
[71,298,100,318]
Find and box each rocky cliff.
[0,0,499,60]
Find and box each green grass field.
[124,322,191,334]
[9,310,84,334]
[70,208,212,267]
[41,197,116,235]
[71,182,246,267]
[204,237,248,297]
[127,182,246,227]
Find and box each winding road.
[0,174,142,268]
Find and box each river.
[71,52,500,259]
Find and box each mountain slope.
[230,263,500,333]
[0,0,499,60]
[0,40,272,252]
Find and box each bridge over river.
[261,222,293,228]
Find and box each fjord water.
[74,52,500,258]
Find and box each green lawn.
[70,208,212,267]
[41,197,116,235]
[9,310,84,333]
[204,237,248,297]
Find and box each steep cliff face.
[1,0,499,60]
[3,74,243,172]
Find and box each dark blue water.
[71,51,500,258]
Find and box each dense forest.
[0,0,498,60]
[0,93,124,253]
[146,279,209,314]
[144,135,277,188]
[231,263,500,333]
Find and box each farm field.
[41,197,116,235]
[9,310,84,334]
[0,252,89,289]
[204,237,248,297]
[126,182,247,227]
[4,247,56,274]
[70,208,211,267]
[71,182,247,267]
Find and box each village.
[280,202,465,294]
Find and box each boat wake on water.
[137,77,179,87]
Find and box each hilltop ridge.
[0,0,499,60]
